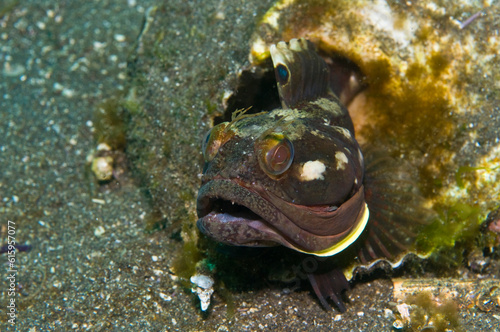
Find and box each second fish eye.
[202,122,231,162]
[256,133,294,176]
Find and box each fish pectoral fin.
[307,268,350,312]
[270,38,330,109]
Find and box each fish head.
[197,39,368,256]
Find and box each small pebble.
[3,63,25,77]
[94,225,105,236]
[384,308,394,319]
[158,292,172,302]
[96,143,111,151]
[114,34,126,42]
[91,198,106,205]
[396,303,410,321]
[393,319,405,329]
[91,156,114,181]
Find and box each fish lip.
[196,178,285,247]
[196,178,264,219]
[196,211,280,247]
[196,178,369,256]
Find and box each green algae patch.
[416,202,485,257]
[172,222,203,285]
[405,291,461,332]
[93,97,130,151]
[455,164,500,189]
[172,240,202,284]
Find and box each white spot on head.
[335,151,349,170]
[300,160,326,181]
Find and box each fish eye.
[276,64,289,84]
[202,123,230,162]
[256,133,294,176]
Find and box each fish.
[196,38,427,311]
[197,38,368,258]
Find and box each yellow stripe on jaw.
[296,203,370,257]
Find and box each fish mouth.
[196,179,370,256]
[196,179,287,248]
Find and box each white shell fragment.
[91,156,114,181]
[396,303,410,322]
[190,274,214,311]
